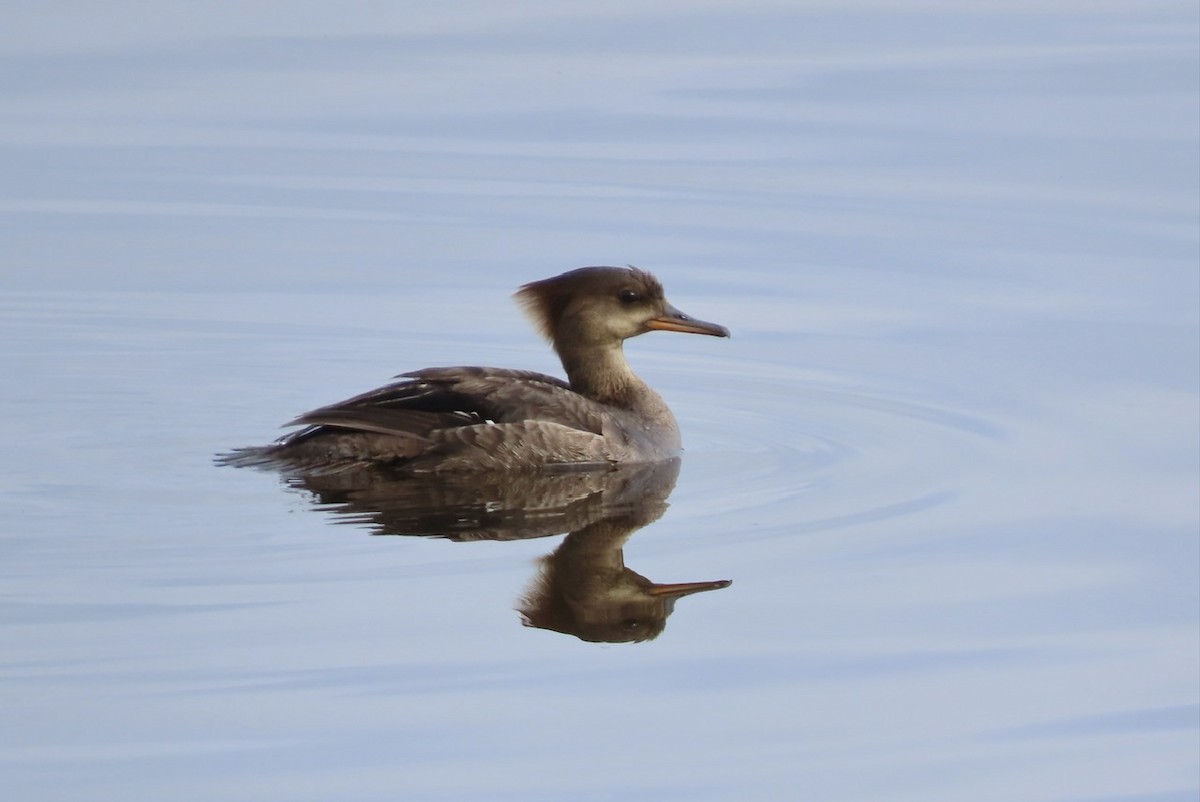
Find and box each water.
[2,3,1197,801]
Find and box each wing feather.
[267,366,610,470]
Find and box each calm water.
[2,3,1198,801]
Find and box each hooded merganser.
[220,266,729,472]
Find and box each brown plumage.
[218,266,728,473]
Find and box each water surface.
[1,3,1197,801]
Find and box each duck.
[219,266,729,473]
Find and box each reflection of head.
[517,512,731,643]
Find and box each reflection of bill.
[280,458,731,643]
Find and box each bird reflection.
[277,459,730,642]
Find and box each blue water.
[2,3,1197,801]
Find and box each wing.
[218,367,621,472]
[283,366,605,440]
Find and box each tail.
[213,445,283,470]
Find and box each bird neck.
[558,342,655,410]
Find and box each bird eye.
[618,289,640,305]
